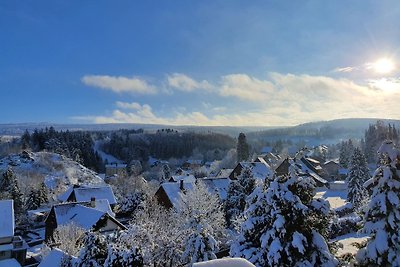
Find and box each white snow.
[0,258,21,267]
[314,188,348,209]
[0,200,14,239]
[53,203,106,230]
[93,140,124,164]
[192,258,256,267]
[334,232,369,257]
[161,181,195,208]
[38,248,76,267]
[58,185,117,205]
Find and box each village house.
[229,160,274,181]
[322,160,340,181]
[0,200,28,267]
[44,200,126,241]
[58,185,117,207]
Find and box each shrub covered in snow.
[230,161,338,267]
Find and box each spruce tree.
[225,166,256,227]
[237,133,249,162]
[77,232,108,267]
[346,147,370,209]
[231,162,337,267]
[357,143,400,265]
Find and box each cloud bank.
[77,72,400,126]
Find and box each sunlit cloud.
[82,75,157,94]
[74,72,400,126]
[333,66,356,73]
[167,73,213,92]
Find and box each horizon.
[1,1,400,126]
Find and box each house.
[257,152,281,168]
[274,157,328,187]
[168,174,196,183]
[105,163,127,177]
[322,160,340,181]
[155,181,195,209]
[58,185,117,207]
[155,178,230,209]
[229,161,274,181]
[0,200,28,266]
[38,248,77,267]
[214,168,234,179]
[45,201,126,241]
[202,178,230,201]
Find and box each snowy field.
[334,233,369,257]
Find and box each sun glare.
[373,58,395,74]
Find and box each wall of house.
[99,219,120,232]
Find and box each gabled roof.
[202,178,230,200]
[58,185,117,205]
[0,200,14,239]
[239,161,273,181]
[214,168,233,178]
[169,174,196,183]
[52,203,106,230]
[38,248,76,267]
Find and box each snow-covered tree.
[127,198,184,266]
[104,242,143,267]
[1,169,24,214]
[339,139,354,168]
[225,166,256,227]
[116,191,146,216]
[77,232,107,267]
[357,141,400,266]
[231,162,337,267]
[51,222,85,257]
[346,147,370,209]
[159,164,171,183]
[179,181,226,264]
[25,182,49,211]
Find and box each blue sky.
[1,1,400,126]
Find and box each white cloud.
[167,73,212,92]
[116,101,142,110]
[82,75,156,94]
[333,66,355,73]
[74,72,400,126]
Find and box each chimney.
[180,180,184,191]
[90,197,96,208]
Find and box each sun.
[373,58,395,74]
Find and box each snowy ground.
[333,233,369,257]
[315,188,348,209]
[93,140,124,164]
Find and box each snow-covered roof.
[215,168,234,178]
[0,258,21,267]
[240,161,273,181]
[94,199,114,217]
[0,200,14,239]
[53,203,107,230]
[193,258,256,267]
[58,185,117,205]
[38,248,76,267]
[74,186,116,205]
[160,181,195,208]
[202,178,230,200]
[170,174,196,183]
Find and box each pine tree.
[237,133,249,162]
[159,164,171,183]
[104,243,143,267]
[357,142,400,266]
[346,147,370,209]
[225,166,256,227]
[231,162,337,267]
[25,189,40,211]
[77,232,108,267]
